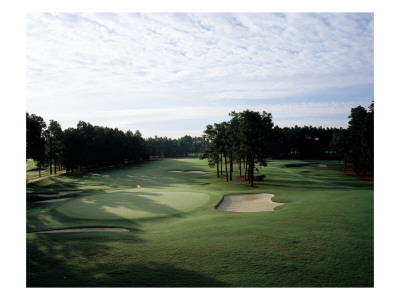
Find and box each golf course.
[26,158,373,287]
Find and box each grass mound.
[57,190,210,220]
[30,228,130,233]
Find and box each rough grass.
[26,158,373,287]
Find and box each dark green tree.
[348,105,368,174]
[45,120,64,174]
[229,110,274,187]
[26,113,47,176]
[330,128,348,164]
[362,101,374,173]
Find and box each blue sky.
[26,12,374,138]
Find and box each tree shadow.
[59,191,189,221]
[27,233,229,287]
[27,158,211,193]
[26,200,144,233]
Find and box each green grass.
[26,158,51,179]
[26,158,373,287]
[57,191,210,219]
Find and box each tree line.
[26,114,208,176]
[27,100,373,181]
[146,135,208,158]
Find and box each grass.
[26,158,56,180]
[26,158,373,287]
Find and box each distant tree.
[77,121,96,169]
[348,105,368,174]
[217,122,231,182]
[330,128,348,164]
[178,135,194,157]
[344,101,374,175]
[124,130,146,161]
[202,124,226,178]
[230,110,274,187]
[362,101,374,173]
[26,113,47,176]
[62,127,80,174]
[45,120,64,174]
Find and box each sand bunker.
[168,170,207,174]
[30,228,130,234]
[217,193,284,212]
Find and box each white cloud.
[26,12,374,137]
[27,13,373,94]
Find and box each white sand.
[30,228,130,234]
[217,193,284,212]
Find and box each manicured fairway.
[26,158,373,287]
[57,190,210,219]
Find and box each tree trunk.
[217,160,220,177]
[220,154,223,175]
[229,151,233,181]
[244,155,248,181]
[49,138,53,175]
[249,154,254,187]
[224,153,228,182]
[54,140,57,174]
[239,157,242,177]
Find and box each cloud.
[27,13,373,95]
[26,13,373,137]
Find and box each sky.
[26,12,374,138]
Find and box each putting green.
[56,190,210,220]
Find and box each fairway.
[57,190,210,219]
[26,158,373,287]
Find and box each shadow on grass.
[27,232,229,287]
[26,159,211,194]
[28,262,230,287]
[56,191,188,221]
[26,200,144,233]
